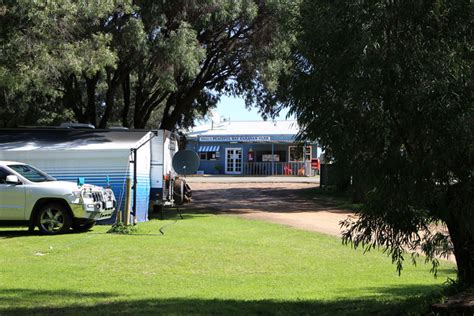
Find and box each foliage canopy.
[280,0,473,283]
[0,0,298,129]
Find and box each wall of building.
[186,140,319,175]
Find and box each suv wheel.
[36,203,72,235]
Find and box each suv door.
[0,167,26,220]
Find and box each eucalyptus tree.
[279,0,473,283]
[1,1,297,129]
[0,1,123,127]
[0,1,73,126]
[129,0,298,129]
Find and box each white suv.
[0,161,115,234]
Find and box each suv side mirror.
[5,175,20,185]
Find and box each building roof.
[187,120,299,138]
[0,129,151,151]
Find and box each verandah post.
[271,143,275,175]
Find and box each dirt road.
[189,181,353,237]
[187,180,457,263]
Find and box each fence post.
[271,143,275,175]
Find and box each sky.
[214,95,293,122]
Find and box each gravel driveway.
[188,180,354,237]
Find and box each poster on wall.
[262,154,280,162]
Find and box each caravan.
[0,128,179,222]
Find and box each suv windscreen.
[8,164,56,183]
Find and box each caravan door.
[150,130,178,202]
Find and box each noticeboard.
[262,154,280,162]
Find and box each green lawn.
[0,214,456,315]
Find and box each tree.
[128,0,298,130]
[0,1,121,127]
[279,0,473,283]
[1,1,298,130]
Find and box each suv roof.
[0,161,26,166]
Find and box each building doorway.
[225,148,242,174]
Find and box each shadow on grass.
[148,208,210,221]
[0,289,116,303]
[0,229,40,239]
[0,228,93,239]
[0,285,445,316]
[0,213,207,238]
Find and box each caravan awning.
[198,145,220,152]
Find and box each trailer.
[0,128,178,223]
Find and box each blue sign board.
[199,135,295,142]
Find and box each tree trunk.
[132,79,169,129]
[99,70,118,129]
[446,217,474,284]
[159,80,205,131]
[133,113,146,129]
[99,87,115,128]
[85,72,99,126]
[133,98,146,129]
[445,183,474,285]
[63,74,86,123]
[351,172,368,203]
[159,94,180,131]
[121,73,131,128]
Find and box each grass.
[0,214,456,315]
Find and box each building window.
[289,146,312,162]
[200,152,219,160]
[304,146,312,161]
[198,145,220,161]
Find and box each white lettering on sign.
[199,136,271,142]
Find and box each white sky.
[216,96,292,121]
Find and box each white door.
[225,148,242,174]
[0,168,26,220]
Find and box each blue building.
[186,120,320,176]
